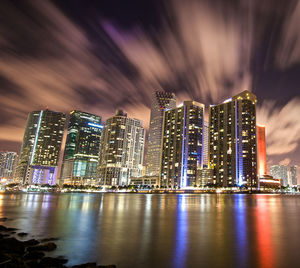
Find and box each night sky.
[0,0,300,171]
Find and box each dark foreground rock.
[0,224,117,268]
[27,242,57,252]
[39,256,68,267]
[23,251,45,260]
[0,237,26,254]
[17,232,28,237]
[72,263,117,268]
[41,237,59,242]
[23,239,40,247]
[0,225,18,232]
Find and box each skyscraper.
[16,110,66,185]
[61,110,103,185]
[290,165,298,186]
[270,165,288,186]
[209,90,257,188]
[0,152,18,181]
[146,91,176,176]
[257,125,267,177]
[160,101,205,188]
[202,121,209,168]
[98,110,145,186]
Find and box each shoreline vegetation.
[0,218,116,268]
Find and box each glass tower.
[146,91,176,176]
[202,121,209,168]
[160,101,205,188]
[98,110,145,186]
[16,110,66,185]
[209,90,257,188]
[61,110,103,185]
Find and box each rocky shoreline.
[0,218,116,268]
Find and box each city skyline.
[0,0,300,172]
[1,91,300,184]
[2,2,300,268]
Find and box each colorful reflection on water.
[1,193,300,267]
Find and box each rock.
[18,232,28,237]
[1,253,24,266]
[71,263,116,268]
[0,234,10,239]
[40,237,59,242]
[0,224,8,231]
[23,239,40,247]
[0,252,10,263]
[24,259,40,268]
[0,237,25,254]
[39,256,68,267]
[23,251,45,260]
[72,263,97,268]
[0,225,18,232]
[27,242,57,252]
[0,233,10,239]
[0,217,8,222]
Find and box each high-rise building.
[209,90,257,188]
[146,91,176,176]
[0,153,5,178]
[257,125,267,177]
[98,110,145,186]
[0,152,18,181]
[270,165,288,186]
[16,110,66,185]
[61,110,103,185]
[202,121,209,168]
[290,165,298,186]
[160,101,205,188]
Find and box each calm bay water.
[1,193,300,267]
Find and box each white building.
[146,91,176,176]
[270,165,288,186]
[0,152,18,181]
[98,110,145,186]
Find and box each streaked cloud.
[257,98,300,155]
[279,158,292,166]
[0,0,299,166]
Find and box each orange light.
[257,125,267,176]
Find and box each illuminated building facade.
[197,167,213,187]
[290,165,297,186]
[270,165,288,186]
[146,91,176,176]
[160,101,205,188]
[15,110,66,185]
[209,90,257,187]
[259,175,281,189]
[257,125,267,177]
[61,110,103,185]
[0,152,18,181]
[98,110,145,185]
[202,121,209,167]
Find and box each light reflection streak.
[173,194,188,267]
[234,195,247,266]
[256,195,274,268]
[138,194,152,262]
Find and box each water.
[1,193,300,268]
